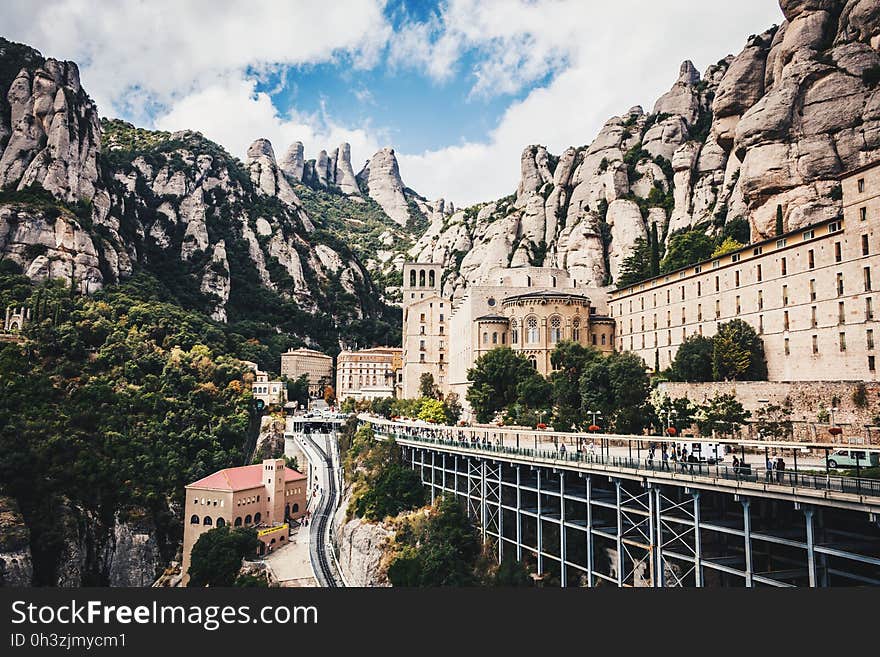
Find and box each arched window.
[572,317,581,341]
[419,270,426,287]
[203,516,213,526]
[190,515,200,524]
[429,270,435,288]
[216,517,226,528]
[483,332,488,345]
[526,316,539,344]
[549,315,562,343]
[510,319,519,345]
[234,517,242,526]
[245,514,252,525]
[409,269,416,287]
[254,512,262,524]
[492,332,498,344]
[528,355,537,369]
[293,503,299,513]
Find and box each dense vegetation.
[0,264,262,584]
[188,526,261,587]
[99,119,401,366]
[465,343,652,433]
[666,320,767,382]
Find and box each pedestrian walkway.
[263,523,317,587]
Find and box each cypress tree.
[650,222,660,276]
[775,205,784,236]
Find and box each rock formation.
[357,147,412,226]
[412,0,880,297]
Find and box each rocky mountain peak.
[357,147,411,226]
[246,137,303,209]
[279,141,304,181]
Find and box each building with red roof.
[181,458,307,584]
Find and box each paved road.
[263,523,317,587]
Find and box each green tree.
[419,372,439,399]
[418,398,447,424]
[188,527,260,587]
[442,392,463,425]
[580,351,650,434]
[387,495,482,587]
[353,463,426,520]
[712,319,767,381]
[549,341,601,429]
[668,335,714,382]
[711,236,745,258]
[466,348,536,423]
[513,373,553,427]
[493,557,532,586]
[695,393,750,437]
[660,230,715,273]
[286,374,310,409]
[753,401,793,441]
[616,237,653,287]
[775,204,784,236]
[650,222,660,276]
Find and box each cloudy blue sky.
[4,0,783,206]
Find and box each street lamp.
[587,410,603,459]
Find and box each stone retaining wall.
[657,381,880,444]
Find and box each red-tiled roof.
[187,464,306,491]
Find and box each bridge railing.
[375,429,880,499]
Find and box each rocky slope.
[0,37,392,329]
[412,0,880,298]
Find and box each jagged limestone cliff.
[412,0,880,297]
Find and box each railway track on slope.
[303,433,341,587]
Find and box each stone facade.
[610,161,880,380]
[403,263,613,409]
[336,346,402,401]
[3,306,29,333]
[658,380,880,445]
[181,459,307,585]
[280,347,333,398]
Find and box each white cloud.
[2,0,785,206]
[398,0,784,206]
[154,72,384,171]
[2,0,390,124]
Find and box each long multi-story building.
[280,347,333,398]
[610,161,880,380]
[336,346,402,401]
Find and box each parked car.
[826,449,880,469]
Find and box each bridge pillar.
[431,452,436,504]
[516,465,523,562]
[693,492,703,588]
[497,463,503,564]
[537,468,543,575]
[559,471,566,588]
[454,455,458,497]
[480,460,487,542]
[804,507,817,587]
[650,486,660,588]
[441,453,446,495]
[586,475,594,587]
[615,480,623,587]
[742,498,753,587]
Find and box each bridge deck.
[361,416,880,514]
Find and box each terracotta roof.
[187,464,306,491]
[475,314,509,322]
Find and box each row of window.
[620,272,874,336]
[614,230,873,317]
[623,322,876,358]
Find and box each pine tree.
[775,205,784,236]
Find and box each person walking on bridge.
[661,446,670,471]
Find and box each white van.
[826,449,880,469]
